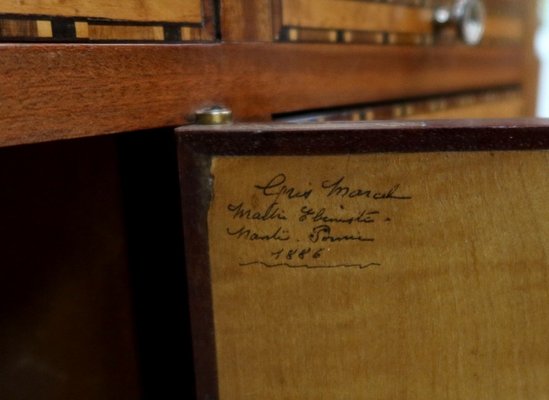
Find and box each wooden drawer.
[277,87,526,122]
[277,0,523,45]
[218,0,536,121]
[0,1,537,146]
[0,0,214,42]
[177,120,549,399]
[222,0,528,46]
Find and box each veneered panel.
[0,0,202,23]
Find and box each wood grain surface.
[86,24,165,41]
[484,16,524,42]
[0,0,213,42]
[209,151,549,399]
[281,0,432,34]
[0,19,37,37]
[0,43,524,147]
[221,0,274,42]
[522,0,540,116]
[0,0,202,23]
[279,89,525,122]
[275,0,525,45]
[220,0,531,44]
[404,96,525,120]
[178,121,549,399]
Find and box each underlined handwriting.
[221,171,413,270]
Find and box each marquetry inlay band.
[0,16,206,42]
[0,0,210,42]
[276,0,523,46]
[276,87,524,122]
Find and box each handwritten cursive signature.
[308,224,374,243]
[226,225,290,241]
[322,177,412,200]
[254,173,312,202]
[227,201,287,221]
[299,206,379,224]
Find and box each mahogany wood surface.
[0,43,523,147]
[221,0,273,42]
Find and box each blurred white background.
[537,0,549,116]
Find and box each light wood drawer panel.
[0,0,214,42]
[282,0,432,34]
[0,0,202,23]
[273,0,527,46]
[277,88,525,122]
[405,97,524,119]
[484,16,524,42]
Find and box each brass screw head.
[194,106,233,125]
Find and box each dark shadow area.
[116,129,195,399]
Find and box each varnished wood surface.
[0,43,524,147]
[177,120,549,399]
[0,18,37,37]
[221,0,274,42]
[0,0,202,23]
[404,96,525,120]
[223,0,527,44]
[282,0,432,34]
[522,0,539,116]
[0,1,215,42]
[86,24,165,41]
[484,16,524,42]
[279,89,525,123]
[209,151,549,399]
[0,17,208,43]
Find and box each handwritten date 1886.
[271,247,324,261]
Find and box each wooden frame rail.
[1,43,523,147]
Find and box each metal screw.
[194,106,233,125]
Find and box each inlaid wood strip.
[0,18,37,37]
[278,88,524,122]
[74,21,88,39]
[35,20,52,37]
[284,27,339,43]
[404,97,524,119]
[386,32,431,46]
[0,1,215,42]
[342,30,385,45]
[88,24,165,41]
[181,26,204,41]
[0,16,210,42]
[276,0,524,46]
